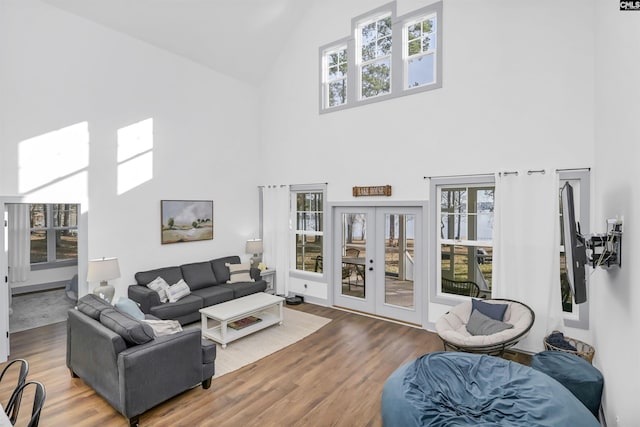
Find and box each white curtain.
[262,185,290,296]
[8,204,31,283]
[493,170,563,353]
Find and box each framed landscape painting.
[161,200,214,244]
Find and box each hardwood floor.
[2,304,444,426]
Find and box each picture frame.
[161,200,214,244]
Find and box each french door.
[333,206,422,325]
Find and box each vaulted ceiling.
[43,0,310,86]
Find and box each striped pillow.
[226,262,254,284]
[166,279,191,303]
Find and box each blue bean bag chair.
[531,350,603,417]
[381,352,600,427]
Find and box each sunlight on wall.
[18,122,89,199]
[117,118,153,195]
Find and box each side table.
[260,269,276,294]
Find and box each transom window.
[323,46,348,108]
[319,1,442,113]
[358,14,392,99]
[405,14,437,89]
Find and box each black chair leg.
[129,416,139,427]
[202,378,212,389]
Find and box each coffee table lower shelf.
[200,302,283,348]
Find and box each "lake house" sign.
[352,185,392,197]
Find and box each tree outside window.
[30,203,78,265]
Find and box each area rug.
[10,288,75,333]
[189,308,331,378]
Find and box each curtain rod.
[257,182,328,189]
[423,173,494,179]
[555,167,591,172]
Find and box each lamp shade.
[245,239,263,255]
[87,257,121,283]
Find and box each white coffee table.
[199,292,285,348]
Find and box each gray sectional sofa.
[67,294,216,427]
[128,255,267,325]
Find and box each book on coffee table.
[228,316,262,330]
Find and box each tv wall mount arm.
[583,219,623,269]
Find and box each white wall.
[0,0,262,300]
[258,0,595,319]
[593,1,640,425]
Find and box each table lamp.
[245,239,263,266]
[87,257,120,303]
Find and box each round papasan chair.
[435,298,534,355]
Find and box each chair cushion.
[77,294,113,320]
[436,299,533,349]
[100,308,155,345]
[466,309,513,336]
[472,298,508,321]
[181,261,217,291]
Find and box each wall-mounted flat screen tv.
[561,182,588,304]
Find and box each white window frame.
[559,169,590,329]
[356,11,394,100]
[290,184,326,277]
[321,43,349,109]
[319,1,443,114]
[30,203,79,270]
[403,12,438,90]
[430,175,495,305]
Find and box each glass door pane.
[341,212,367,299]
[383,214,414,309]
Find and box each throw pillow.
[166,279,191,303]
[226,262,254,284]
[115,297,145,321]
[466,309,514,336]
[147,276,170,303]
[141,319,183,337]
[471,298,508,321]
[100,308,155,345]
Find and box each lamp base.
[93,283,115,303]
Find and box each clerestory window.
[319,1,442,113]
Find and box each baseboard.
[12,281,67,296]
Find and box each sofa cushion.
[100,308,155,345]
[226,262,254,284]
[191,286,235,307]
[115,297,145,320]
[167,279,191,302]
[210,256,241,284]
[219,280,267,299]
[149,294,204,320]
[181,261,217,291]
[77,294,113,320]
[136,266,183,287]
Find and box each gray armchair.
[67,295,215,426]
